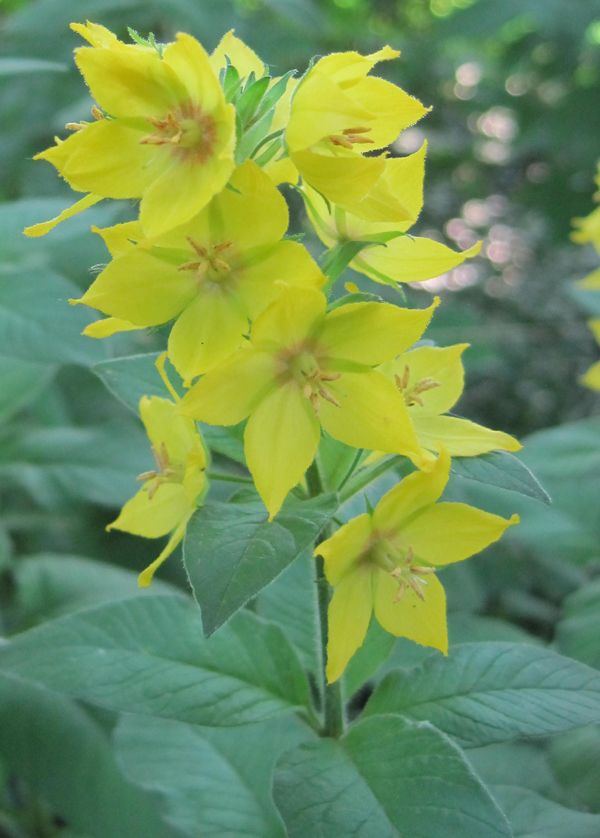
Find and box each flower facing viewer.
[179,286,438,518]
[72,160,324,383]
[108,357,208,586]
[316,448,518,682]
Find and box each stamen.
[187,237,208,258]
[213,241,233,253]
[65,122,86,132]
[310,392,320,415]
[136,470,157,482]
[319,387,341,408]
[91,105,104,120]
[212,258,231,272]
[319,372,342,382]
[343,126,371,134]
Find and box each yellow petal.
[319,299,438,366]
[291,149,386,208]
[301,182,339,247]
[319,370,422,460]
[92,220,144,257]
[286,69,375,152]
[589,319,600,343]
[244,382,321,519]
[343,142,426,227]
[63,119,165,198]
[82,317,140,338]
[263,156,299,187]
[313,46,399,89]
[209,30,265,80]
[401,504,519,566]
[75,43,184,118]
[250,286,326,353]
[23,193,103,238]
[108,483,191,538]
[178,344,277,425]
[140,396,205,468]
[372,447,450,533]
[237,241,325,320]
[572,206,600,244]
[138,513,192,588]
[577,268,600,290]
[139,149,235,237]
[582,360,600,391]
[354,237,481,285]
[372,568,448,653]
[412,414,522,457]
[350,77,428,150]
[326,565,373,683]
[162,33,225,113]
[70,21,117,48]
[315,512,372,586]
[214,159,289,251]
[385,343,468,417]
[168,290,248,383]
[73,249,197,326]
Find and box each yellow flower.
[26,23,236,238]
[178,285,438,519]
[107,356,208,587]
[378,343,521,463]
[302,144,481,284]
[581,319,600,391]
[315,448,518,682]
[71,160,324,384]
[285,48,428,214]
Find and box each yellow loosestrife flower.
[108,361,208,587]
[72,160,324,384]
[26,22,236,238]
[179,286,438,519]
[285,48,428,215]
[316,448,519,683]
[303,145,481,285]
[377,343,521,462]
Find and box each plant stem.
[306,459,345,737]
[207,471,254,484]
[339,454,406,503]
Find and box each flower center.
[395,364,441,408]
[328,126,374,150]
[136,441,183,500]
[370,539,436,603]
[139,102,218,163]
[281,350,342,416]
[178,237,233,287]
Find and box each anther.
[91,105,104,120]
[310,392,320,415]
[65,122,86,132]
[319,372,342,382]
[319,387,341,408]
[187,238,208,258]
[212,258,231,273]
[214,241,233,253]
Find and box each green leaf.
[184,491,338,636]
[0,57,67,74]
[0,264,105,366]
[93,352,247,464]
[115,714,315,838]
[0,422,151,507]
[273,714,512,838]
[0,672,173,838]
[549,726,600,813]
[237,75,271,128]
[365,642,600,747]
[0,355,55,423]
[451,451,551,504]
[321,240,381,292]
[556,577,600,668]
[252,70,295,124]
[0,595,314,727]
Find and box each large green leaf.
[0,263,105,366]
[556,578,600,668]
[451,451,551,505]
[0,595,315,727]
[0,355,55,423]
[115,714,315,838]
[93,352,246,463]
[365,643,600,747]
[549,726,600,813]
[273,714,512,838]
[0,421,151,507]
[0,671,174,838]
[184,492,338,635]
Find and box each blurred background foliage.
[1,0,600,835]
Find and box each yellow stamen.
[91,105,103,120]
[65,122,86,132]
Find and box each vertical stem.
[306,459,345,738]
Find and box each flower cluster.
[572,165,600,391]
[27,22,520,679]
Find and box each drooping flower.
[377,343,521,463]
[285,48,428,216]
[107,355,208,586]
[26,23,236,238]
[71,160,324,384]
[178,285,438,518]
[315,448,518,682]
[302,144,481,285]
[581,319,600,391]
